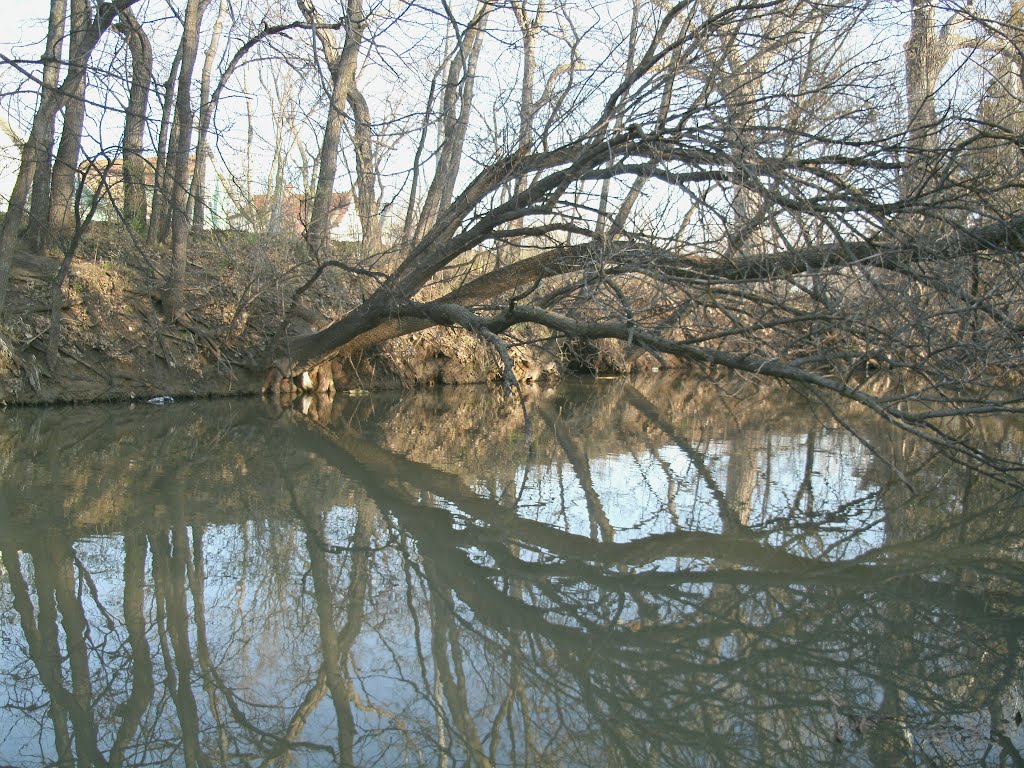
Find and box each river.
[1,374,1022,766]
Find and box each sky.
[0,1,976,226]
[0,1,45,49]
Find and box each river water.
[1,375,1022,767]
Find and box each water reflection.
[1,376,1023,767]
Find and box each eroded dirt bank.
[0,232,662,406]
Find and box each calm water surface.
[1,375,1023,767]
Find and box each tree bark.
[24,0,68,251]
[0,0,139,314]
[190,0,228,231]
[298,0,366,259]
[48,0,91,239]
[414,0,491,240]
[147,42,183,245]
[165,0,209,320]
[346,84,380,254]
[116,6,152,231]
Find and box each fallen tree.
[252,1,1024,483]
[3,0,1024,476]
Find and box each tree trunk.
[116,6,152,231]
[903,1,940,199]
[0,100,63,315]
[147,43,183,245]
[299,0,367,259]
[48,0,91,239]
[24,0,68,251]
[414,1,491,240]
[268,155,287,235]
[0,0,136,314]
[507,0,543,247]
[165,0,208,320]
[266,69,292,236]
[346,84,381,254]
[903,0,975,200]
[400,72,438,249]
[726,77,769,254]
[190,0,228,231]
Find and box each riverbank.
[0,230,663,406]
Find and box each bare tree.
[165,0,211,319]
[115,5,152,231]
[47,0,91,238]
[346,83,381,254]
[252,0,1024,478]
[413,0,493,241]
[24,0,67,250]
[1,0,1024,477]
[190,0,230,231]
[298,0,366,259]
[0,0,140,314]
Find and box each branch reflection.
[0,376,1022,767]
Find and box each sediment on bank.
[0,230,669,406]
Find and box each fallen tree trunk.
[272,210,1024,381]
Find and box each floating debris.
[147,396,175,405]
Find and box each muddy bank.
[0,232,667,406]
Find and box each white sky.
[0,1,46,49]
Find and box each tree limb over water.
[4,0,1024,475]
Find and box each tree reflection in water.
[0,375,1022,767]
